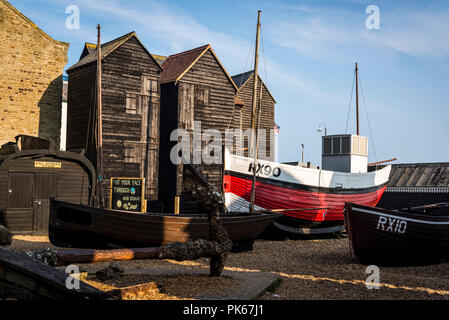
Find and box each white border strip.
[354,207,449,225]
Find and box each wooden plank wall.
[177,50,236,190]
[66,65,97,161]
[67,36,161,206]
[158,50,238,211]
[236,75,275,160]
[101,37,161,204]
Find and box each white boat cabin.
[321,134,368,173]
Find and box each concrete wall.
[0,0,69,148]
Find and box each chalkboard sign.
[110,178,145,213]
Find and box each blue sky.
[10,0,449,165]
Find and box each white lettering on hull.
[377,215,407,234]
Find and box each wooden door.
[32,173,58,232]
[6,172,34,231]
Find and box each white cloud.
[266,3,449,60]
[73,0,251,60]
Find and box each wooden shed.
[158,44,240,212]
[66,32,163,207]
[231,70,276,161]
[0,135,95,232]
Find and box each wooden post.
[249,10,261,158]
[96,24,104,208]
[249,10,261,214]
[355,62,359,136]
[174,196,180,215]
[250,83,263,213]
[55,247,162,265]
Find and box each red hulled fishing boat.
[224,149,391,234]
[224,54,392,234]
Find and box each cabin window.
[333,137,341,154]
[323,136,352,155]
[142,75,158,96]
[341,137,350,154]
[126,94,137,114]
[194,86,209,106]
[323,137,332,155]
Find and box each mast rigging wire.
[358,73,379,162]
[345,68,356,134]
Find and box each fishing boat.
[49,199,280,249]
[344,202,449,264]
[224,149,391,234]
[224,23,392,235]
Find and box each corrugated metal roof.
[387,163,449,187]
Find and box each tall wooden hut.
[65,32,162,207]
[231,71,276,161]
[158,44,240,212]
[0,135,95,232]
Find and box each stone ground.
[6,233,449,300]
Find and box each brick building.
[0,0,69,148]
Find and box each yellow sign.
[34,161,62,168]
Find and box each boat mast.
[96,24,104,208]
[355,62,360,136]
[250,10,261,213]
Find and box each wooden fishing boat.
[344,202,449,265]
[49,199,281,249]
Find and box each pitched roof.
[152,54,168,65]
[67,32,162,73]
[1,0,69,47]
[387,163,449,187]
[79,42,97,60]
[232,70,277,103]
[161,44,238,90]
[232,71,254,89]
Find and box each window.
[342,136,350,154]
[125,94,137,114]
[323,135,353,155]
[142,75,159,96]
[194,86,209,106]
[333,137,341,154]
[323,137,332,155]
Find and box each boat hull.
[224,151,391,234]
[49,199,281,250]
[344,203,449,264]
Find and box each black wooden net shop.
[0,145,96,232]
